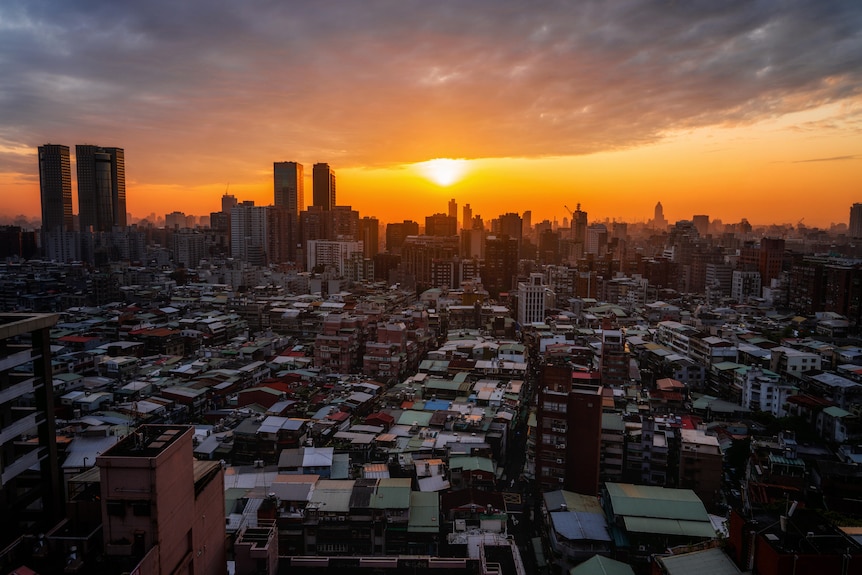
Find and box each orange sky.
[1,3,860,228]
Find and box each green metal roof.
[570,554,635,575]
[605,483,711,523]
[623,516,716,538]
[656,547,741,575]
[372,477,411,509]
[408,491,440,533]
[823,406,852,418]
[448,456,495,473]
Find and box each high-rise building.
[462,204,473,231]
[221,193,238,214]
[851,204,862,239]
[231,201,269,266]
[536,361,603,495]
[385,220,420,254]
[692,214,709,237]
[76,145,126,232]
[329,205,360,240]
[586,223,608,256]
[274,161,304,215]
[517,273,550,325]
[483,234,519,299]
[448,198,458,221]
[312,163,336,210]
[425,213,457,237]
[38,144,73,233]
[571,203,588,245]
[0,313,62,554]
[653,201,667,229]
[306,239,364,277]
[359,216,379,258]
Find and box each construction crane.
[564,205,573,217]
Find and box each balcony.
[1,447,46,486]
[0,412,44,446]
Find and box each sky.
[1,0,861,228]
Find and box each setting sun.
[417,158,469,186]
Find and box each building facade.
[76,145,126,232]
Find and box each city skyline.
[1,2,861,227]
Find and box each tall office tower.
[221,193,238,214]
[483,234,519,299]
[448,198,458,228]
[38,144,73,232]
[462,204,472,231]
[653,201,667,229]
[231,201,269,266]
[359,216,379,258]
[851,204,862,238]
[425,213,457,236]
[312,162,336,210]
[76,145,126,232]
[97,425,226,575]
[386,220,420,254]
[522,210,532,241]
[536,361,603,495]
[274,161,304,215]
[571,203,588,244]
[0,313,62,554]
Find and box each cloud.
[792,154,859,163]
[0,0,861,183]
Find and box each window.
[132,502,151,516]
[106,500,125,517]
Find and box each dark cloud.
[1,0,861,181]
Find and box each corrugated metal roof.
[550,511,611,542]
[372,477,412,509]
[623,516,716,538]
[570,554,635,575]
[408,491,440,533]
[308,480,355,512]
[656,547,741,574]
[606,483,711,523]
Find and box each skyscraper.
[850,203,862,239]
[76,145,126,232]
[312,163,336,210]
[462,203,473,231]
[448,198,458,229]
[38,144,73,233]
[274,161,304,215]
[571,203,588,244]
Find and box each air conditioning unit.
[558,477,565,483]
[337,516,346,522]
[556,443,566,449]
[556,459,563,464]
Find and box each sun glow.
[417,158,468,186]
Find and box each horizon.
[3,2,861,228]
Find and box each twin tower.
[38,144,126,233]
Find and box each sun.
[417,158,468,186]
